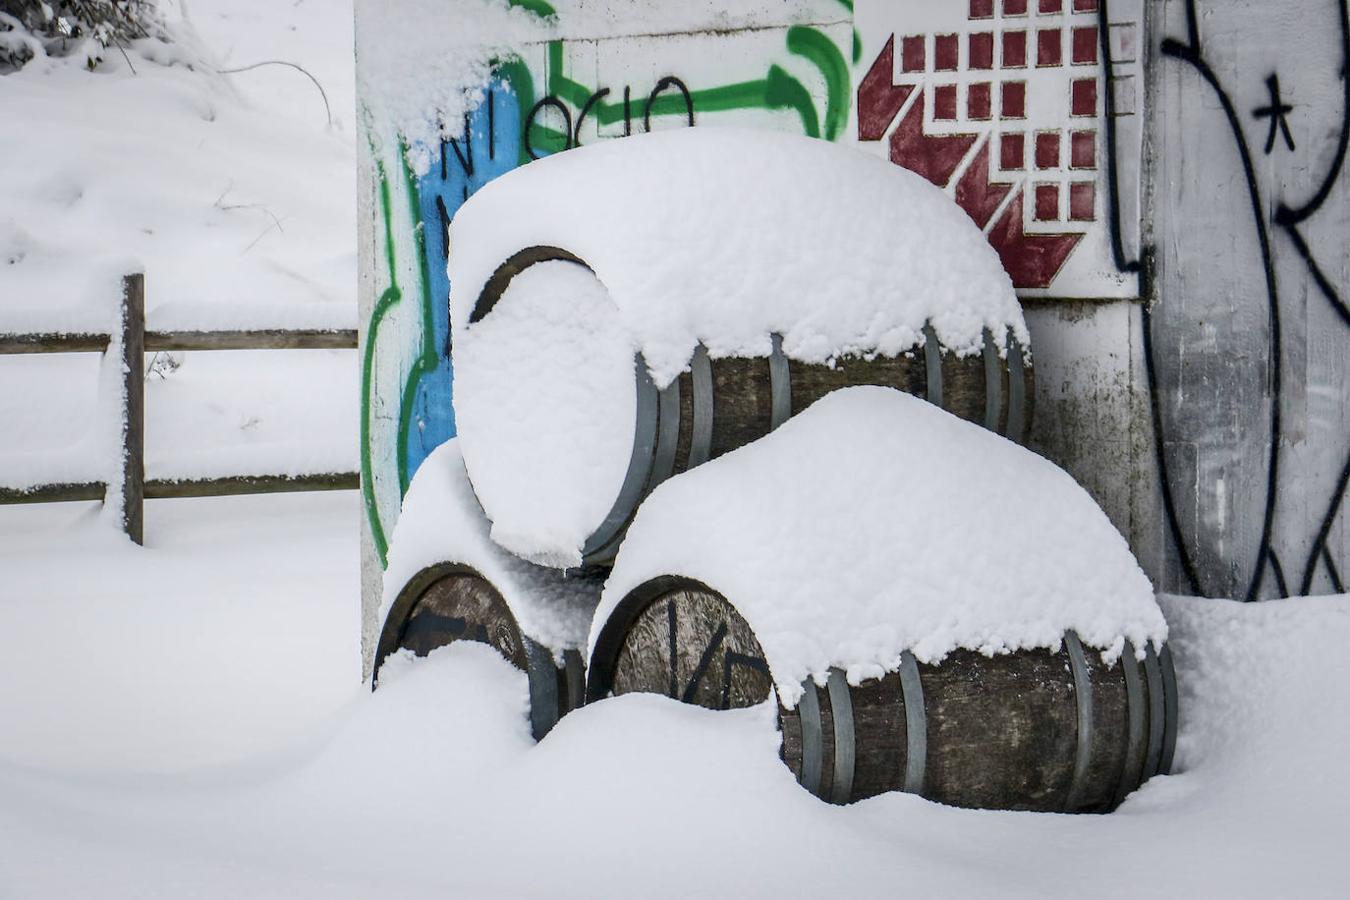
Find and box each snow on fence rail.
[0,274,359,543]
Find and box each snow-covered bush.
[0,0,162,71]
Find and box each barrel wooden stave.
[374,564,587,740]
[593,579,1175,814]
[610,586,772,709]
[662,330,1030,484]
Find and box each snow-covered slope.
[0,0,357,491]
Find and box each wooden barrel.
[588,577,1178,813]
[374,562,588,740]
[465,247,1034,567]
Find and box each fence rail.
[0,274,360,543]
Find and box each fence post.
[120,273,145,545]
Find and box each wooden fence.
[0,274,359,544]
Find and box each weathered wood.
[0,330,356,355]
[120,274,145,545]
[579,330,1034,568]
[380,566,530,671]
[591,578,1175,814]
[374,563,588,740]
[610,586,772,709]
[144,472,358,498]
[0,483,106,505]
[144,330,358,351]
[0,333,111,354]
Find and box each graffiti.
[359,20,853,571]
[1150,0,1349,598]
[855,0,1124,290]
[1252,74,1297,154]
[524,75,695,159]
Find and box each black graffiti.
[1139,0,1350,599]
[1252,74,1297,154]
[663,601,768,709]
[721,651,771,711]
[524,76,695,160]
[400,611,489,656]
[442,88,498,191]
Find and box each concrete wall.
[356,0,1349,671]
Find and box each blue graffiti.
[404,83,524,484]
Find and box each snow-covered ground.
[1,494,1346,897]
[2,2,1348,897]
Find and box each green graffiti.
[360,156,399,567]
[785,26,850,141]
[538,25,850,142]
[507,0,556,17]
[359,17,854,568]
[393,147,439,499]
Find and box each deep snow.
[1,496,1346,898]
[1,2,1347,897]
[381,438,602,656]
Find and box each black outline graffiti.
[1157,1,1286,601]
[525,76,696,160]
[1252,74,1297,154]
[524,96,574,159]
[1136,0,1350,600]
[643,76,695,133]
[1098,0,1204,596]
[1274,0,1350,594]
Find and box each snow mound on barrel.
[593,387,1166,706]
[448,128,1026,386]
[381,439,600,653]
[454,260,637,568]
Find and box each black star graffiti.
[1252,73,1297,154]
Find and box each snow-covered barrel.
[448,128,1031,570]
[373,440,601,740]
[585,387,1176,812]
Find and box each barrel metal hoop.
[688,344,714,468]
[1159,643,1180,776]
[1064,630,1095,812]
[646,376,681,496]
[581,354,660,564]
[1143,642,1165,779]
[1006,331,1027,443]
[922,324,944,409]
[563,648,586,716]
[898,650,927,795]
[467,245,592,325]
[982,327,1002,433]
[826,669,855,805]
[524,637,561,741]
[769,333,792,431]
[1114,641,1146,807]
[797,679,824,799]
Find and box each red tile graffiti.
[1072,26,1098,64]
[970,32,994,69]
[854,0,1106,289]
[955,142,1013,228]
[858,36,915,141]
[968,82,993,120]
[887,92,977,187]
[991,192,1081,287]
[1037,29,1062,67]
